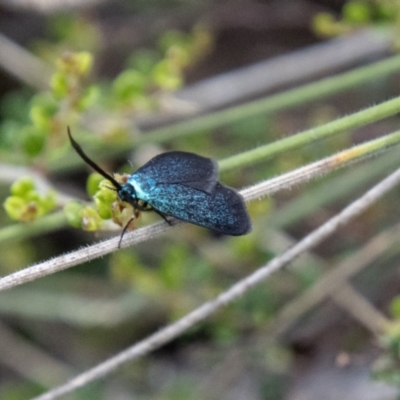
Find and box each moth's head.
[118,184,137,205]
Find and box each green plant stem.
[219,95,400,171]
[268,148,400,228]
[241,129,400,203]
[140,54,400,144]
[0,212,67,246]
[53,54,400,173]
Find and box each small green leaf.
[29,94,58,130]
[50,72,69,98]
[20,126,46,157]
[77,85,99,111]
[343,1,371,23]
[113,70,147,103]
[128,49,158,73]
[390,296,400,318]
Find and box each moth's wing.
[133,151,218,194]
[149,182,251,236]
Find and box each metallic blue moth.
[68,128,251,245]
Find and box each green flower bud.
[86,173,104,196]
[3,196,25,220]
[81,206,102,231]
[10,177,35,197]
[94,188,116,220]
[56,51,93,76]
[152,59,182,90]
[74,52,93,76]
[40,191,57,212]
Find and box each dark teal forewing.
[133,151,218,194]
[149,182,251,236]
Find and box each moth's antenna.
[67,127,122,190]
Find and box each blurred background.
[1,0,400,399]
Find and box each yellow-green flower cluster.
[113,27,213,107]
[64,173,137,232]
[3,177,56,222]
[51,51,98,111]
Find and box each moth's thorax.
[125,174,155,201]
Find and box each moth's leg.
[153,209,173,225]
[118,217,134,249]
[141,201,150,210]
[135,201,173,226]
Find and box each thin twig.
[332,284,390,335]
[0,321,74,386]
[0,32,52,89]
[0,219,174,292]
[192,224,399,396]
[1,133,400,292]
[269,223,400,338]
[1,0,107,13]
[177,29,392,111]
[30,165,400,400]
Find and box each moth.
[68,128,251,246]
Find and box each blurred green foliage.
[3,4,400,399]
[0,19,212,161]
[374,319,400,390]
[313,0,400,38]
[2,21,213,234]
[1,19,276,371]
